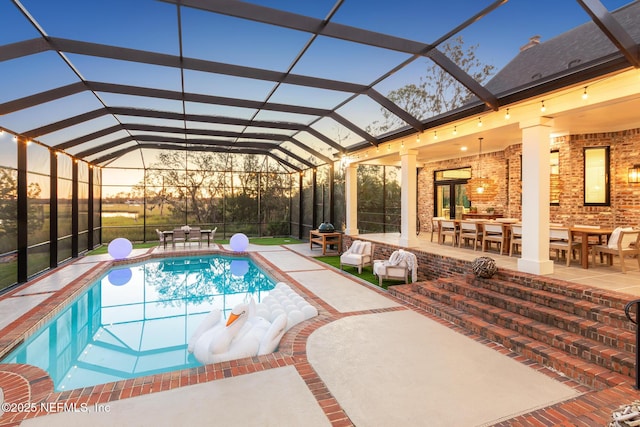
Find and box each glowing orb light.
[229,233,249,252]
[108,268,132,286]
[108,237,133,260]
[230,259,249,277]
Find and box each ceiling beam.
[0,82,85,115]
[166,0,500,110]
[91,142,302,171]
[23,106,313,138]
[23,108,109,138]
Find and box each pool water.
[1,255,275,391]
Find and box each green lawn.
[314,256,396,290]
[87,236,303,255]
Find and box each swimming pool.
[1,255,276,391]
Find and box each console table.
[461,213,503,220]
[309,230,342,255]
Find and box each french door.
[435,182,470,219]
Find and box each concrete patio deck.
[1,238,638,426]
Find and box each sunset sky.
[0,0,634,180]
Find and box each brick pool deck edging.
[0,245,639,426]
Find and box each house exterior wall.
[418,127,640,232]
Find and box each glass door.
[435,182,470,219]
[434,167,471,219]
[453,183,470,220]
[435,185,451,219]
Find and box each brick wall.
[418,127,640,232]
[343,235,632,313]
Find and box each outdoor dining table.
[569,227,613,269]
[162,229,214,247]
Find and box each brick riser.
[431,277,636,353]
[473,275,632,331]
[419,282,635,376]
[389,280,634,390]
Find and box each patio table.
[570,227,613,269]
[309,230,342,255]
[163,229,213,247]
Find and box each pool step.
[389,274,635,390]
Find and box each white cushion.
[608,227,633,248]
[349,241,362,254]
[341,253,364,264]
[359,241,371,254]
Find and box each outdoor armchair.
[340,240,373,274]
[373,249,418,287]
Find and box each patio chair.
[156,229,171,248]
[430,217,445,242]
[373,249,418,287]
[172,228,187,247]
[340,240,373,273]
[439,220,458,246]
[482,222,507,255]
[549,227,581,266]
[188,227,204,247]
[509,224,523,257]
[458,220,482,250]
[591,228,640,273]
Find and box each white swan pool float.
[189,282,318,364]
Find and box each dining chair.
[509,224,523,257]
[458,220,482,251]
[156,229,171,248]
[482,223,507,255]
[172,228,187,247]
[188,227,204,247]
[591,228,640,273]
[430,217,444,242]
[549,227,581,266]
[439,220,458,246]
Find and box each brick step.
[492,270,631,313]
[469,276,631,330]
[428,278,635,351]
[389,284,631,390]
[417,283,635,377]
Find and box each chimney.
[520,35,541,52]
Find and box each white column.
[517,117,554,275]
[344,163,359,236]
[399,148,418,247]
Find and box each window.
[584,146,610,206]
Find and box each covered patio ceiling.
[1,0,639,172]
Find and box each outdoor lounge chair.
[373,249,418,287]
[340,240,373,274]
